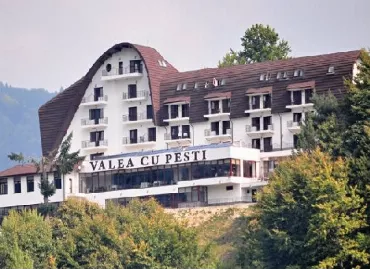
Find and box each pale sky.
[0,0,369,92]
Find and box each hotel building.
[0,43,360,212]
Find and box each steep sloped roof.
[0,164,37,177]
[39,42,178,156]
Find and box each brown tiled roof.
[158,50,360,125]
[0,164,37,177]
[163,96,190,104]
[39,42,178,156]
[204,91,231,99]
[246,86,272,94]
[287,80,315,90]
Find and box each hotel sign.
[88,149,208,172]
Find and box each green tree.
[0,210,55,269]
[237,150,369,268]
[7,152,25,164]
[218,24,291,67]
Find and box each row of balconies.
[80,90,150,107]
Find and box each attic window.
[182,83,187,90]
[213,78,219,87]
[205,81,210,88]
[162,60,167,67]
[327,66,335,74]
[277,72,282,79]
[265,72,271,81]
[176,84,182,91]
[194,82,199,89]
[158,60,163,66]
[221,79,226,85]
[294,69,304,77]
[282,71,288,79]
[260,74,265,81]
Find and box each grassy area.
[167,204,253,268]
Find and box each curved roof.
[39,42,178,156]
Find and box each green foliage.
[7,152,25,164]
[236,150,369,268]
[0,209,55,269]
[218,24,291,67]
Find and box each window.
[294,69,304,77]
[265,72,271,80]
[54,171,62,189]
[146,105,153,120]
[27,176,34,192]
[210,100,220,114]
[130,129,138,144]
[194,82,199,89]
[259,74,265,81]
[182,125,190,138]
[14,177,21,193]
[176,84,182,91]
[170,105,179,118]
[182,83,187,90]
[252,138,261,149]
[221,79,226,85]
[90,153,104,161]
[222,121,231,135]
[283,71,288,79]
[305,89,313,104]
[263,137,272,152]
[0,178,7,195]
[94,87,103,101]
[158,59,163,66]
[243,161,255,178]
[292,90,302,105]
[213,78,219,87]
[293,113,302,123]
[128,107,137,121]
[171,126,179,139]
[148,127,156,142]
[89,108,103,124]
[293,135,299,148]
[181,104,189,117]
[128,84,137,98]
[205,81,210,88]
[211,122,220,135]
[263,94,271,108]
[251,96,260,109]
[90,131,104,146]
[263,116,272,130]
[161,60,167,67]
[277,72,282,79]
[222,99,230,113]
[129,60,142,73]
[226,186,233,191]
[251,117,260,131]
[328,66,335,74]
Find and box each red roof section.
[163,96,190,104]
[246,86,272,94]
[0,164,37,177]
[204,91,231,99]
[287,80,316,90]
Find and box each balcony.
[204,108,230,119]
[101,64,143,81]
[122,136,156,148]
[81,140,108,152]
[81,118,108,129]
[122,113,152,125]
[164,133,192,147]
[287,120,301,134]
[204,129,231,142]
[122,90,149,102]
[245,102,271,114]
[286,101,314,110]
[163,116,190,123]
[80,95,108,107]
[245,124,274,137]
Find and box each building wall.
[0,174,63,207]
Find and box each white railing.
[122,113,151,122]
[102,64,143,77]
[81,117,108,126]
[122,135,155,145]
[287,120,301,127]
[81,95,108,104]
[81,140,108,149]
[122,90,149,100]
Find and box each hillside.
[0,82,55,170]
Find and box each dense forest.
[0,82,55,170]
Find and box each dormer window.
[294,69,304,77]
[277,72,282,79]
[182,83,187,90]
[221,79,226,85]
[194,82,199,89]
[176,84,182,91]
[265,72,271,81]
[260,74,265,81]
[158,60,163,66]
[162,60,167,67]
[213,78,219,87]
[205,81,210,88]
[328,66,335,74]
[282,72,288,79]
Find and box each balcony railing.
[287,120,301,128]
[204,129,231,137]
[164,133,191,140]
[122,90,149,100]
[81,95,108,104]
[122,112,152,122]
[81,140,108,149]
[102,64,143,77]
[81,117,108,126]
[246,124,273,132]
[122,135,155,145]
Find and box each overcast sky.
[0,0,369,92]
